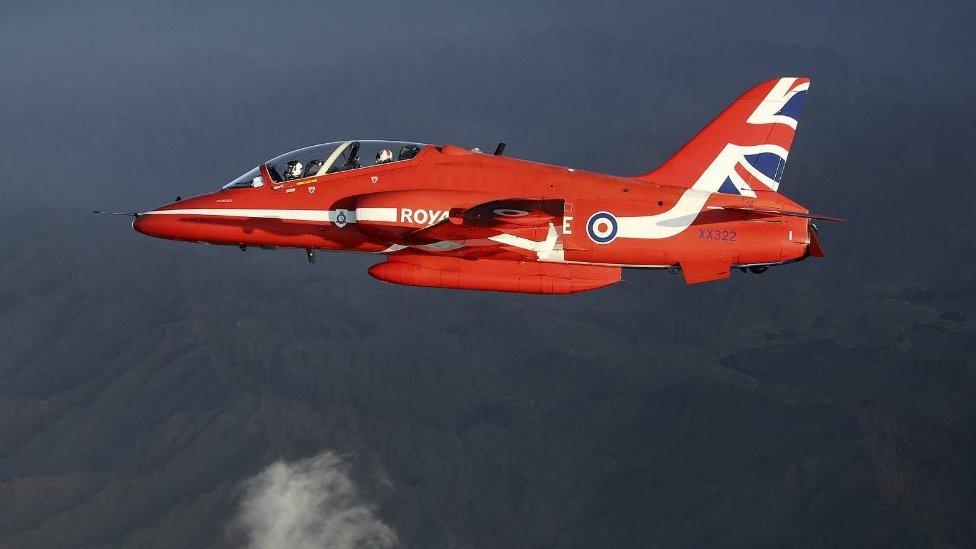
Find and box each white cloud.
[233,451,398,549]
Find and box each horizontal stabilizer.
[707,205,844,222]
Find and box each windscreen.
[221,167,263,189]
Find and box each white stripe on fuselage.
[144,207,398,224]
[616,143,786,240]
[355,207,398,222]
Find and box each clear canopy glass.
[263,140,426,183]
[222,166,264,189]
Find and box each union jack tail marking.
[639,77,810,195]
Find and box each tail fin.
[639,77,809,197]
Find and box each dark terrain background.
[2,1,975,546]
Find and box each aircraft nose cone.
[132,214,156,236]
[132,215,148,235]
[132,213,168,238]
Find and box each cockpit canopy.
[224,140,426,189]
[223,140,426,189]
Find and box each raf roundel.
[586,211,618,244]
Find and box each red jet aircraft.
[122,77,840,294]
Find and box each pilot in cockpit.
[283,160,304,181]
[376,149,394,164]
[398,144,421,161]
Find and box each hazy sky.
[2,2,975,546]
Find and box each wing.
[406,198,564,242]
[368,198,616,293]
[400,198,567,259]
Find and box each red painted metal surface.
[132,77,837,293]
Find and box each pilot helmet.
[398,144,421,160]
[284,160,303,179]
[376,149,394,164]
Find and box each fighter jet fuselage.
[129,77,838,293]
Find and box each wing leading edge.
[405,198,564,244]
